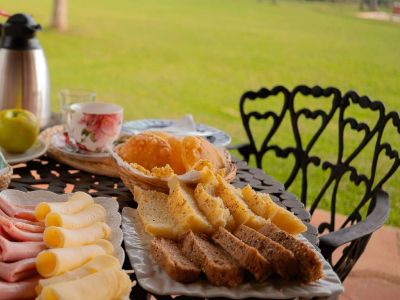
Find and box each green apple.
[0,109,39,153]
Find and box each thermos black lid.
[0,13,42,50]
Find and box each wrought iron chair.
[234,85,400,282]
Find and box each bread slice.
[151,237,201,283]
[215,176,266,230]
[181,231,243,287]
[259,221,323,283]
[242,185,306,235]
[135,186,183,239]
[269,206,307,235]
[168,177,213,234]
[212,227,272,281]
[241,184,279,219]
[234,225,298,280]
[194,182,235,230]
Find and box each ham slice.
[0,208,43,226]
[0,276,39,300]
[0,197,36,222]
[0,258,37,282]
[0,210,44,233]
[0,216,43,242]
[0,226,12,240]
[15,204,36,210]
[0,235,46,262]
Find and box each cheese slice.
[36,239,114,277]
[39,267,132,300]
[35,192,94,221]
[43,222,111,248]
[36,254,120,294]
[45,204,106,229]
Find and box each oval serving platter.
[122,207,344,299]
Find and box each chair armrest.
[319,189,389,258]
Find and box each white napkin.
[159,114,196,134]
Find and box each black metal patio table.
[9,154,319,300]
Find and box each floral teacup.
[67,102,123,152]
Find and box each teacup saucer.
[50,132,111,161]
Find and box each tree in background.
[51,0,67,31]
[359,0,380,11]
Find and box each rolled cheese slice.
[36,239,114,277]
[45,204,106,229]
[44,222,111,248]
[35,192,94,221]
[36,254,120,294]
[39,267,132,300]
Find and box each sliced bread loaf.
[215,176,266,230]
[259,221,323,283]
[135,186,183,239]
[242,185,306,235]
[212,227,272,281]
[181,231,243,287]
[168,177,213,234]
[151,237,201,283]
[234,224,298,280]
[194,183,235,230]
[241,184,279,219]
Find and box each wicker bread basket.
[111,142,236,195]
[0,166,12,191]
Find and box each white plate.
[0,189,124,264]
[1,138,48,164]
[122,119,232,147]
[122,207,344,299]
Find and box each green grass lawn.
[2,0,400,226]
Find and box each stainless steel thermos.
[0,13,51,127]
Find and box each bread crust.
[151,237,201,283]
[152,131,187,175]
[259,222,323,283]
[212,227,272,281]
[119,133,172,170]
[181,231,243,287]
[234,225,298,280]
[181,136,225,171]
